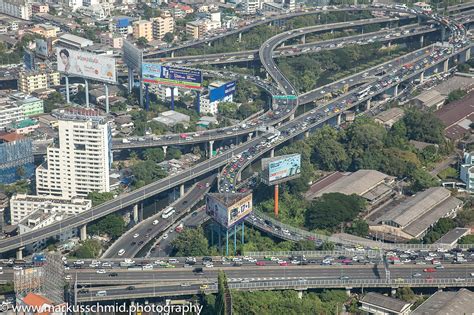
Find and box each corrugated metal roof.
[413,289,474,315]
[361,292,411,312]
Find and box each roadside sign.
[273,95,297,100]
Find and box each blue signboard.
[142,63,202,90]
[267,154,301,184]
[209,81,236,102]
[117,17,130,28]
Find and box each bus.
[162,206,175,219]
[265,133,279,143]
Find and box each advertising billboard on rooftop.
[142,63,202,90]
[206,193,253,229]
[262,154,301,185]
[56,47,117,83]
[209,81,236,102]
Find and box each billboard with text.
[123,40,142,71]
[56,47,117,83]
[206,193,253,228]
[262,154,301,185]
[209,81,236,102]
[142,63,202,90]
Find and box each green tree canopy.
[74,239,102,258]
[88,214,125,239]
[170,227,209,257]
[87,191,115,207]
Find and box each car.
[153,220,159,225]
[412,273,422,278]
[181,283,191,287]
[256,261,265,266]
[118,249,125,256]
[127,286,135,290]
[162,233,168,239]
[109,272,118,277]
[13,266,23,271]
[96,269,106,274]
[279,261,288,266]
[65,275,72,280]
[339,276,350,280]
[423,268,436,272]
[133,233,139,238]
[200,285,208,290]
[193,267,204,274]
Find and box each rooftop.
[413,289,474,315]
[415,89,445,108]
[0,132,24,142]
[435,91,474,128]
[378,187,452,228]
[434,227,470,245]
[374,107,404,123]
[308,170,392,199]
[58,33,93,47]
[360,292,411,313]
[23,293,53,308]
[434,74,474,96]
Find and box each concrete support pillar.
[162,146,167,156]
[171,51,174,58]
[277,122,281,127]
[301,34,306,45]
[209,140,214,158]
[420,71,425,83]
[391,288,397,297]
[337,113,342,125]
[387,41,391,48]
[466,48,471,61]
[290,113,295,120]
[305,130,309,138]
[16,247,24,260]
[236,172,241,182]
[238,32,242,42]
[417,15,422,25]
[394,84,399,97]
[270,148,275,158]
[297,290,303,299]
[420,35,424,47]
[248,133,253,141]
[133,204,139,223]
[441,27,446,42]
[80,225,87,241]
[443,59,449,73]
[180,184,185,197]
[208,41,211,47]
[366,98,371,110]
[84,79,89,108]
[345,287,351,297]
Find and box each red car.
[423,268,436,273]
[256,261,266,266]
[279,261,288,266]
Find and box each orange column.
[274,184,279,218]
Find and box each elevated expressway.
[4,7,471,256]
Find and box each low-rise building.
[305,170,396,206]
[435,91,474,142]
[10,194,92,225]
[100,32,124,49]
[0,101,24,130]
[434,227,470,247]
[412,289,474,315]
[413,90,445,110]
[372,187,463,240]
[57,33,93,49]
[186,20,206,39]
[8,118,39,134]
[359,292,412,315]
[152,110,190,127]
[10,93,44,117]
[31,3,49,14]
[374,107,404,128]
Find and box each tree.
[215,271,228,315]
[136,37,148,47]
[166,147,182,160]
[347,219,369,237]
[402,109,445,144]
[305,193,366,231]
[44,92,64,113]
[143,148,165,163]
[319,241,335,251]
[293,240,316,251]
[396,287,416,302]
[447,89,467,103]
[74,239,102,258]
[171,227,209,256]
[88,214,125,239]
[0,282,14,294]
[423,218,456,244]
[87,191,115,207]
[131,160,167,188]
[459,234,474,244]
[163,32,174,43]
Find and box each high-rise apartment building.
[151,16,174,40]
[242,0,260,14]
[36,108,112,199]
[132,20,153,42]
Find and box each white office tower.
[243,0,260,14]
[36,109,112,199]
[63,0,83,11]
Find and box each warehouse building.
[412,289,474,315]
[359,292,412,315]
[371,187,463,240]
[374,107,404,128]
[305,170,396,205]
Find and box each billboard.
[35,39,48,57]
[142,63,202,90]
[209,81,236,102]
[56,47,117,83]
[123,40,142,71]
[206,193,253,228]
[262,153,301,185]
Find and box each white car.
[65,275,72,280]
[153,220,159,225]
[96,269,106,274]
[118,249,125,256]
[133,233,139,238]
[142,264,153,270]
[13,266,23,271]
[204,263,214,268]
[162,233,169,239]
